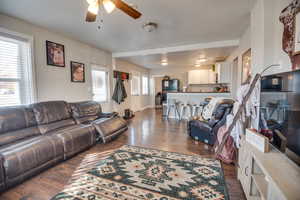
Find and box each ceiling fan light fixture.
[103,0,116,13]
[86,0,97,5]
[88,2,99,15]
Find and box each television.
[260,70,300,164]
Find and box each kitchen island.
[164,92,232,119]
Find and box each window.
[91,66,109,102]
[142,76,149,95]
[0,32,34,107]
[131,75,140,96]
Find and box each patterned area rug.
[51,145,229,200]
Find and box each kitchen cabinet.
[216,62,232,83]
[188,69,216,84]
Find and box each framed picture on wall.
[46,41,65,67]
[71,61,85,83]
[242,49,251,83]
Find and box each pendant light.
[103,0,116,13]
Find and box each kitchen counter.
[165,92,232,119]
[167,91,230,94]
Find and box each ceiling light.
[143,22,158,32]
[103,0,116,13]
[198,58,207,63]
[87,0,99,15]
[195,64,201,67]
[161,61,168,66]
[86,0,97,5]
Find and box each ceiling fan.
[85,0,142,22]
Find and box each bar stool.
[191,103,202,117]
[179,102,193,120]
[166,99,180,120]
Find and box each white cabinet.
[188,69,216,84]
[216,62,232,83]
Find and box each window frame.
[131,74,141,96]
[0,27,36,106]
[142,75,149,95]
[91,64,110,103]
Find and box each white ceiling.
[124,46,237,69]
[0,0,253,53]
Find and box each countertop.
[167,91,231,94]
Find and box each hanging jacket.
[112,77,127,104]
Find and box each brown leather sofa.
[0,100,127,192]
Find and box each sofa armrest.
[189,120,213,135]
[99,112,118,118]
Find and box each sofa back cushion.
[0,106,40,146]
[70,101,102,124]
[0,106,37,134]
[32,101,72,125]
[31,101,75,134]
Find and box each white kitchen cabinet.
[188,69,216,84]
[216,62,232,83]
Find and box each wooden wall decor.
[280,0,300,70]
[113,70,130,80]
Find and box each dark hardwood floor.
[0,108,246,200]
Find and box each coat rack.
[113,70,130,80]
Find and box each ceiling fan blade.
[111,0,142,19]
[86,11,97,22]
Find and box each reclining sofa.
[188,99,234,145]
[0,100,127,192]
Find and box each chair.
[179,102,193,120]
[166,99,181,119]
[187,99,234,145]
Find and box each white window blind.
[142,76,149,95]
[91,67,109,102]
[0,34,34,107]
[131,75,140,96]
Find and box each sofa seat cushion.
[0,127,41,147]
[75,115,99,124]
[37,119,76,134]
[48,125,96,159]
[0,136,64,186]
[92,117,128,143]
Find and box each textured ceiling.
[0,0,253,53]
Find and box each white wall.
[0,14,114,111]
[114,59,151,114]
[226,27,251,98]
[226,0,293,96]
[251,0,293,76]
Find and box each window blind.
[0,35,34,107]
